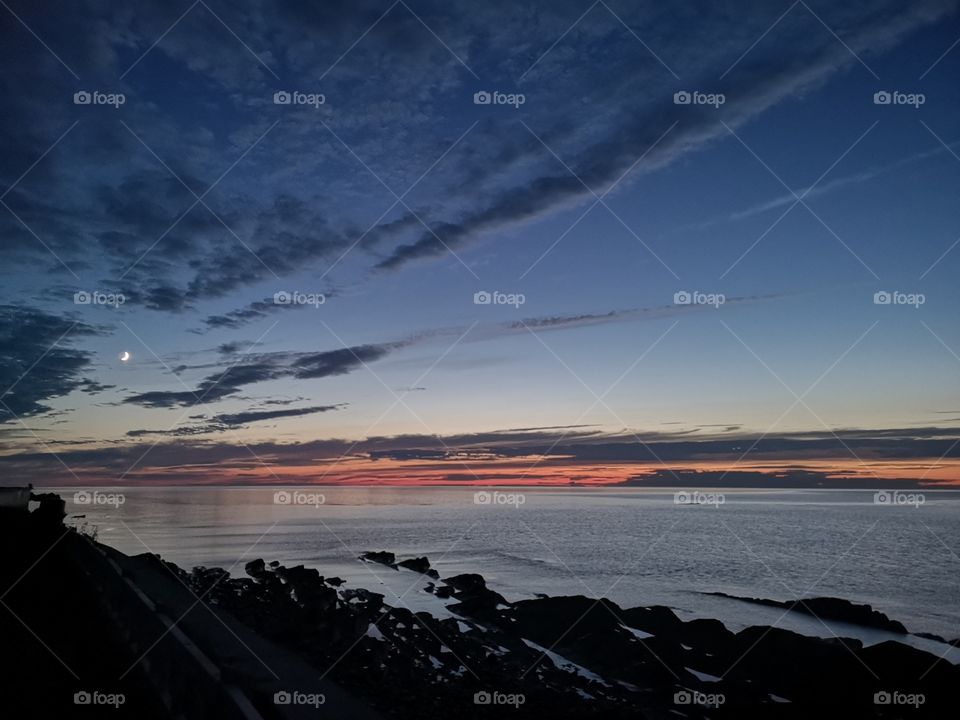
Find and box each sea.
[52,485,960,662]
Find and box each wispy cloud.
[122,341,405,408]
[127,403,345,436]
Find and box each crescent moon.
[119,351,131,362]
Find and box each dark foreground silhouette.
[2,495,956,718]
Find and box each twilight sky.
[1,0,959,486]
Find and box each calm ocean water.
[54,486,960,657]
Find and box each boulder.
[397,556,439,578]
[444,573,487,593]
[621,604,682,636]
[360,550,397,568]
[510,596,625,639]
[244,558,268,579]
[705,592,908,633]
[342,587,385,611]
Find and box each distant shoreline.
[17,482,960,490]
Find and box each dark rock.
[342,588,385,611]
[244,558,267,579]
[276,564,321,583]
[360,550,397,568]
[447,594,508,623]
[511,595,625,637]
[799,597,908,634]
[189,566,232,593]
[676,617,733,648]
[705,592,908,633]
[397,556,432,574]
[413,611,434,626]
[621,604,682,635]
[424,582,453,598]
[444,573,487,592]
[325,576,345,586]
[271,564,336,615]
[389,606,416,626]
[719,626,866,701]
[443,572,509,621]
[152,546,960,719]
[509,595,680,688]
[860,640,957,684]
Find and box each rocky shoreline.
[150,549,957,717]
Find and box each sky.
[1,0,959,486]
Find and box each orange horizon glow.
[24,455,960,487]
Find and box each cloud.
[619,468,930,489]
[1,0,957,487]
[2,0,949,312]
[3,422,958,485]
[126,403,344,436]
[694,142,960,229]
[202,300,281,330]
[373,1,950,271]
[200,291,335,330]
[77,379,116,394]
[214,404,344,426]
[127,291,787,411]
[508,294,786,331]
[122,342,404,408]
[291,342,401,379]
[217,340,256,355]
[0,305,105,421]
[122,362,280,408]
